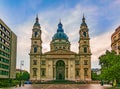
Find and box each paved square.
[1,84,111,89]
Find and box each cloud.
[90,31,113,68]
[113,0,120,5]
[70,28,114,68]
[14,3,100,72]
[1,1,119,72]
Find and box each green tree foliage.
[91,71,100,80]
[16,71,30,81]
[99,50,120,84]
[22,71,30,81]
[16,72,20,80]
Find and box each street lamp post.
[19,60,24,87]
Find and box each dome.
[52,21,69,41]
[52,32,68,40]
[81,22,87,26]
[34,22,40,27]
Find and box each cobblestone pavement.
[1,84,111,89]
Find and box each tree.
[91,71,100,80]
[22,71,30,81]
[16,71,30,81]
[99,50,120,86]
[16,72,20,80]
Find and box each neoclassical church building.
[29,15,91,82]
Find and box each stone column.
[53,65,55,80]
[66,65,68,80]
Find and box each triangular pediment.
[44,49,77,55]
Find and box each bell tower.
[30,15,42,80]
[79,15,91,55]
[30,15,42,54]
[78,15,91,80]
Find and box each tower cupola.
[57,20,64,32]
[81,15,87,27]
[33,15,40,28]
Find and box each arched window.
[84,60,88,65]
[34,47,37,53]
[84,47,87,53]
[33,60,37,65]
[83,32,86,37]
[42,70,45,76]
[41,68,46,76]
[33,68,37,76]
[75,69,79,76]
[84,68,88,76]
[34,32,38,37]
[55,47,57,50]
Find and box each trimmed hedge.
[0,79,19,88]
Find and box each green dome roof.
[52,21,68,40]
[52,32,68,40]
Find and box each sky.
[0,0,120,72]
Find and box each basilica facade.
[29,16,91,82]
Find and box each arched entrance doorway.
[56,60,65,80]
